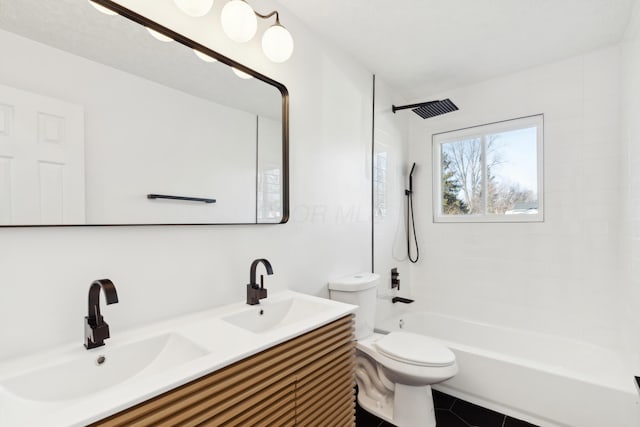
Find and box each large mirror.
[0,0,289,225]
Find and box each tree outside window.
[434,115,543,222]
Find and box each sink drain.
[96,355,106,365]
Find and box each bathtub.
[376,311,640,427]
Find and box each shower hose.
[406,189,419,263]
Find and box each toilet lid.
[374,331,455,367]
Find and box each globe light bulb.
[261,24,293,63]
[194,49,218,63]
[232,67,253,79]
[88,1,117,16]
[146,28,173,42]
[174,0,214,17]
[221,0,257,43]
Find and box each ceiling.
[276,0,636,100]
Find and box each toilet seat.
[357,332,458,387]
[374,331,455,367]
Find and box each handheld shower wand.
[406,163,419,263]
[408,162,416,194]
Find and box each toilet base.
[357,382,436,427]
[357,392,394,424]
[393,384,436,427]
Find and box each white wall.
[620,0,640,371]
[0,0,373,361]
[407,46,624,350]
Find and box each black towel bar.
[147,194,216,204]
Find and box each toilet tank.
[328,273,379,340]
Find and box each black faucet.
[247,258,273,305]
[84,279,119,350]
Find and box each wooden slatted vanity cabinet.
[90,315,356,426]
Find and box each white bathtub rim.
[376,310,636,394]
[378,308,619,353]
[445,338,632,393]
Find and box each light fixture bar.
[219,0,294,62]
[254,10,279,22]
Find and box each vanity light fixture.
[174,0,215,17]
[146,27,173,42]
[88,0,118,15]
[220,0,294,63]
[260,12,294,63]
[220,0,257,43]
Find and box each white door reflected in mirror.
[0,84,85,225]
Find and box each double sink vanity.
[0,282,356,426]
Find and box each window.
[433,115,543,222]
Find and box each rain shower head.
[392,99,459,119]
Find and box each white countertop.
[0,291,356,427]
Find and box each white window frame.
[432,114,544,223]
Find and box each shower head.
[392,99,459,119]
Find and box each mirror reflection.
[0,0,288,225]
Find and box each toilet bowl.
[361,331,458,386]
[328,273,458,427]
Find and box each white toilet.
[329,273,458,427]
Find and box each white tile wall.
[407,46,625,351]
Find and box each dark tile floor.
[355,389,539,427]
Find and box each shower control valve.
[391,267,400,290]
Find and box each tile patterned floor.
[355,390,539,427]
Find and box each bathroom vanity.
[91,316,355,426]
[0,292,356,426]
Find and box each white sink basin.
[221,297,333,333]
[1,333,207,402]
[0,291,356,427]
